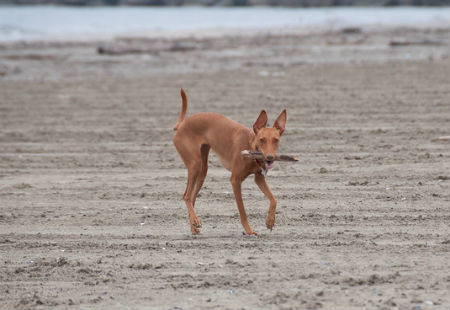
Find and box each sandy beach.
[1,24,449,309]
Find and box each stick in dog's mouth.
[241,150,299,163]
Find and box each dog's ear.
[253,110,268,134]
[273,109,287,135]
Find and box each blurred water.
[0,6,448,42]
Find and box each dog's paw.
[243,230,258,236]
[266,215,275,230]
[190,217,202,234]
[191,225,201,234]
[193,218,202,228]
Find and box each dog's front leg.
[254,173,277,230]
[230,174,257,235]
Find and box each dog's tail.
[173,88,188,131]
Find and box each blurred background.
[0,4,449,42]
[0,0,449,5]
[1,0,449,309]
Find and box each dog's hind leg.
[192,144,210,207]
[173,135,203,234]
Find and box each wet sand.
[0,26,449,309]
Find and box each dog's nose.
[266,154,274,161]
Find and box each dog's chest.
[214,152,233,171]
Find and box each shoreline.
[0,6,449,44]
[1,23,449,48]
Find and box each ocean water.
[0,6,448,42]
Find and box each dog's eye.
[273,138,279,144]
[259,138,265,144]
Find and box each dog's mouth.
[264,160,274,170]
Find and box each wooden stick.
[432,135,450,141]
[241,150,298,162]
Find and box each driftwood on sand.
[389,39,444,47]
[97,41,201,55]
[432,135,450,141]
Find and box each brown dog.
[173,89,287,235]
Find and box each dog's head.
[252,109,287,169]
